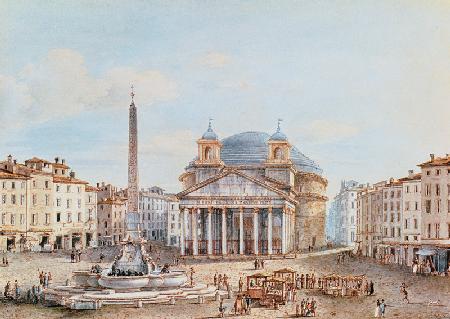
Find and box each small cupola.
[267,119,291,164]
[195,119,223,166]
[201,120,218,140]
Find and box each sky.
[1,1,450,199]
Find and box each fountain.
[42,88,221,310]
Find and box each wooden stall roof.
[274,267,296,274]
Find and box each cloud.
[0,48,178,131]
[142,129,197,159]
[299,120,360,144]
[199,52,231,68]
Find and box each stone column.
[221,207,227,255]
[281,208,286,254]
[239,207,244,255]
[207,207,213,255]
[253,208,259,255]
[192,208,198,256]
[267,207,273,255]
[184,207,189,254]
[180,208,186,255]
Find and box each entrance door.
[85,233,92,247]
[72,234,81,249]
[55,236,62,249]
[6,237,15,251]
[243,216,253,255]
[40,236,48,247]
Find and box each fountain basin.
[98,275,149,290]
[161,271,188,288]
[72,271,101,288]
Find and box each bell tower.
[266,119,291,164]
[195,119,223,166]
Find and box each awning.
[415,249,436,256]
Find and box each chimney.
[430,154,435,161]
[62,159,65,164]
[55,157,59,163]
[408,170,414,178]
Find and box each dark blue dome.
[219,131,322,174]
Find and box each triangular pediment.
[178,169,289,199]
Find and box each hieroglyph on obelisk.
[127,85,139,233]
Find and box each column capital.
[268,206,273,213]
[208,206,213,214]
[221,207,227,213]
[239,206,244,213]
[253,207,259,213]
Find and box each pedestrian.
[44,272,49,288]
[238,277,243,292]
[301,273,305,289]
[369,280,374,295]
[78,250,82,262]
[39,271,44,285]
[379,299,386,317]
[219,299,225,318]
[214,272,218,286]
[14,280,20,300]
[374,299,380,317]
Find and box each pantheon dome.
[177,122,328,257]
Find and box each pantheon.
[177,121,327,256]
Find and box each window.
[435,223,440,238]
[427,224,431,238]
[77,187,81,193]
[397,190,401,198]
[1,195,5,204]
[67,213,72,223]
[391,227,395,237]
[66,199,70,208]
[415,201,418,210]
[390,191,394,199]
[56,198,61,207]
[390,202,394,211]
[45,195,49,206]
[425,200,431,213]
[10,214,15,225]
[45,181,49,188]
[21,181,25,189]
[396,201,400,211]
[2,182,5,189]
[77,199,81,209]
[67,185,71,192]
[32,194,37,205]
[413,235,418,241]
[20,214,24,225]
[415,185,418,193]
[32,180,36,188]
[45,213,50,225]
[436,169,440,175]
[405,219,408,229]
[425,184,431,196]
[437,199,441,213]
[32,214,37,225]
[20,195,25,205]
[414,219,418,229]
[56,213,61,222]
[77,212,81,222]
[11,194,16,204]
[384,203,387,211]
[436,184,440,196]
[406,186,410,193]
[56,185,60,192]
[11,182,15,189]
[426,170,430,176]
[404,235,408,241]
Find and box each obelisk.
[126,85,140,240]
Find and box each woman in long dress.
[374,299,380,317]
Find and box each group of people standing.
[295,298,318,317]
[1,257,9,266]
[214,272,230,290]
[3,280,20,299]
[254,258,265,270]
[70,249,82,263]
[38,271,52,288]
[374,299,387,317]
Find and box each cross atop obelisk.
[127,84,140,240]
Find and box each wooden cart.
[273,267,296,288]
